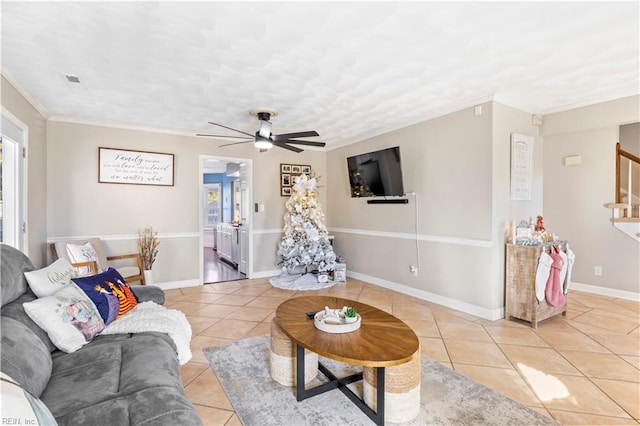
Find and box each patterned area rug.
[204,335,557,426]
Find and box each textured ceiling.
[2,2,639,148]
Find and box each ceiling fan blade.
[273,141,303,153]
[196,134,252,139]
[208,121,255,137]
[273,130,319,140]
[280,139,326,147]
[219,140,254,147]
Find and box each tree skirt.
[269,273,337,291]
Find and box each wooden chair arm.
[71,260,99,275]
[107,253,145,285]
[107,253,140,261]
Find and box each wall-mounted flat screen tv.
[347,146,405,197]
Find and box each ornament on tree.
[277,174,336,274]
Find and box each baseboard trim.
[153,279,201,290]
[347,271,503,321]
[570,281,640,302]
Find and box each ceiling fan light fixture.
[255,136,272,150]
[258,119,272,139]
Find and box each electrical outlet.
[409,265,418,276]
[594,266,603,276]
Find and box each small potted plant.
[343,306,358,323]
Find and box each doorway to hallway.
[200,155,252,284]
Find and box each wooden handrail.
[619,143,640,164]
[616,142,640,204]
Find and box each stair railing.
[616,142,640,216]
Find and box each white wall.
[491,102,541,309]
[327,102,504,317]
[46,120,326,284]
[326,101,546,318]
[542,95,640,295]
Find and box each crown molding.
[1,68,50,119]
[539,90,640,115]
[47,114,199,137]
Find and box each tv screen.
[347,146,405,197]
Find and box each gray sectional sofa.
[0,244,202,425]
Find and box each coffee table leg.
[296,343,386,425]
[376,367,385,425]
[296,344,305,401]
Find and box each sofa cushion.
[24,257,79,297]
[0,316,52,397]
[23,284,105,353]
[0,244,33,306]
[1,292,57,352]
[130,285,165,305]
[72,268,139,324]
[42,332,200,425]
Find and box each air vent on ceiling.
[64,74,80,84]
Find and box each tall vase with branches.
[138,227,159,285]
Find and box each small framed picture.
[281,187,291,196]
[301,165,311,175]
[291,165,301,174]
[281,174,291,186]
[281,164,291,173]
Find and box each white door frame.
[1,107,28,253]
[199,155,253,282]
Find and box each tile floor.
[166,278,640,426]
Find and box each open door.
[238,163,249,275]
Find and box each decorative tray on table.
[314,309,361,334]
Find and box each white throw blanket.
[100,301,193,365]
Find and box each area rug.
[204,335,557,426]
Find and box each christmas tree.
[277,174,336,274]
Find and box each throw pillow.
[24,258,79,297]
[65,241,101,275]
[0,373,57,426]
[22,284,105,353]
[72,268,139,324]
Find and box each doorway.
[200,155,252,284]
[1,110,27,252]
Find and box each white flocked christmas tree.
[277,174,336,274]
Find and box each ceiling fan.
[196,108,326,153]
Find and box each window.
[204,183,221,226]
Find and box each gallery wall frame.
[99,147,174,186]
[280,163,311,196]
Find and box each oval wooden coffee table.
[275,296,420,425]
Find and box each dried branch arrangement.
[138,227,159,270]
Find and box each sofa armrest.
[131,285,165,305]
